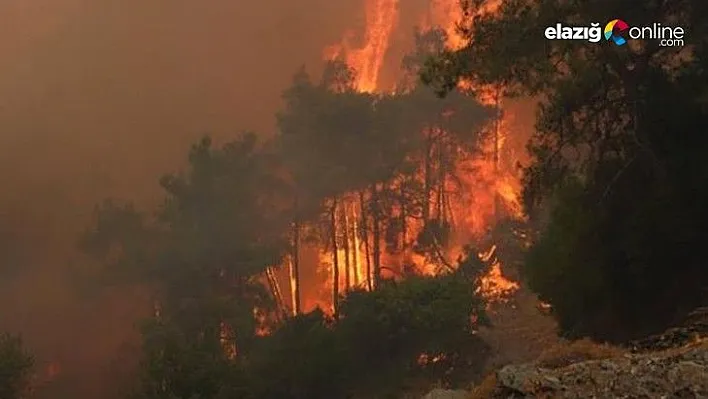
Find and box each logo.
[544,19,685,47]
[604,19,629,46]
[544,23,602,43]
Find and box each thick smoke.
[0,0,362,397]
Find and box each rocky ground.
[474,338,708,398]
[423,297,708,398]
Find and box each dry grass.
[467,373,498,399]
[468,338,625,398]
[535,338,625,369]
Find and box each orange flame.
[324,0,399,92]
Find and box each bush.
[251,274,490,398]
[245,310,349,399]
[0,333,34,399]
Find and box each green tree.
[83,134,293,398]
[335,272,489,396]
[423,0,708,341]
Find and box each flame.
[426,0,467,49]
[323,0,399,92]
[220,321,237,359]
[417,352,446,365]
[291,0,523,315]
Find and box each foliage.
[133,267,489,399]
[338,273,489,392]
[134,318,237,399]
[424,0,708,341]
[241,271,488,399]
[244,310,348,399]
[79,199,155,284]
[0,333,34,399]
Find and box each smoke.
[0,0,363,397]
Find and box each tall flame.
[323,0,399,92]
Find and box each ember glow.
[417,352,446,365]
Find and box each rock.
[629,307,708,353]
[421,388,470,399]
[474,341,708,398]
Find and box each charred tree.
[266,267,287,322]
[400,179,408,249]
[423,127,433,225]
[436,140,445,222]
[493,87,501,223]
[330,197,340,318]
[371,183,382,289]
[289,220,301,315]
[359,190,373,291]
[351,204,361,286]
[342,202,351,291]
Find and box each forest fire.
[2,1,703,398]
[272,0,524,316]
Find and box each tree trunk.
[445,190,455,230]
[423,128,433,225]
[342,202,351,291]
[400,180,407,249]
[371,184,381,289]
[359,190,373,291]
[493,88,501,224]
[289,220,301,316]
[437,141,445,221]
[266,267,286,322]
[330,197,340,318]
[351,210,360,287]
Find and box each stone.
[472,341,708,398]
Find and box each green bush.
[246,273,490,398]
[0,333,34,399]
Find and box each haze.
[0,0,364,396]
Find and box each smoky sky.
[0,0,366,206]
[0,1,367,396]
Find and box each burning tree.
[423,0,708,342]
[275,54,498,314]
